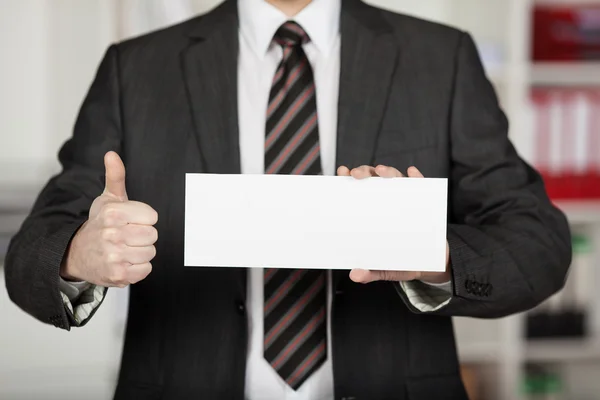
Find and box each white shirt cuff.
[399,280,452,312]
[59,278,91,302]
[59,278,106,325]
[420,280,452,293]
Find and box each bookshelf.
[525,338,600,362]
[555,201,600,225]
[531,62,600,85]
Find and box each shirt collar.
[238,0,341,59]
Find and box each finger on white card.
[337,166,351,176]
[351,165,378,179]
[375,165,404,178]
[349,269,373,283]
[407,166,425,178]
[350,269,420,283]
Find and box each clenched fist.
[60,152,158,287]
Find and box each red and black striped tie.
[263,21,327,390]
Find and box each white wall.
[46,1,118,170]
[0,1,52,186]
[0,1,117,188]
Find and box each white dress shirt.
[58,1,453,399]
[239,2,339,399]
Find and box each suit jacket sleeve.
[396,32,572,318]
[4,45,123,330]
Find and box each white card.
[185,174,448,272]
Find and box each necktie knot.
[273,21,310,47]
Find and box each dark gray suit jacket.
[5,0,571,399]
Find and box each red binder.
[532,5,600,61]
[532,87,600,200]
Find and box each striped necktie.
[263,21,328,390]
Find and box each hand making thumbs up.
[60,152,159,287]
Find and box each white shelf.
[457,342,502,364]
[534,0,600,5]
[525,339,600,363]
[531,62,600,86]
[554,201,600,225]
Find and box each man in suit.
[5,0,571,399]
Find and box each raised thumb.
[103,151,127,200]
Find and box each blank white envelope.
[185,174,448,272]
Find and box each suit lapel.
[336,0,399,170]
[182,0,241,174]
[334,1,400,289]
[182,1,246,296]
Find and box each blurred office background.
[1,1,600,399]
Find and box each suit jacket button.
[485,284,493,297]
[236,301,246,315]
[465,280,473,294]
[478,284,485,296]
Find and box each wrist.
[60,228,83,282]
[419,243,451,284]
[60,250,79,281]
[419,270,451,285]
